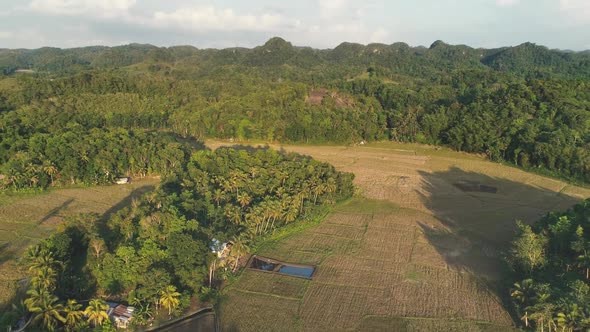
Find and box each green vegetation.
[508,199,590,331]
[0,37,589,188]
[1,147,354,330]
[1,37,589,330]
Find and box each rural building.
[210,239,233,261]
[115,177,131,184]
[106,302,135,329]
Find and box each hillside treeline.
[0,37,589,187]
[509,199,590,331]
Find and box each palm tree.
[511,279,535,327]
[133,305,153,326]
[230,234,251,272]
[237,192,252,208]
[213,188,225,207]
[28,249,60,273]
[557,304,581,332]
[225,205,242,225]
[25,288,65,332]
[159,285,181,317]
[31,266,57,291]
[129,296,153,326]
[84,299,109,327]
[325,178,337,194]
[529,300,554,332]
[43,162,58,186]
[282,206,299,224]
[312,183,326,204]
[63,299,84,331]
[25,163,39,188]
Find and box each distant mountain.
[1,37,589,78]
[480,42,589,76]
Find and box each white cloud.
[285,21,390,48]
[495,0,520,7]
[370,28,389,44]
[0,31,13,39]
[318,0,349,18]
[28,0,136,17]
[560,0,590,24]
[148,7,290,32]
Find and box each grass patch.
[404,269,423,282]
[335,197,399,215]
[356,316,519,332]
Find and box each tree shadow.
[38,198,74,225]
[151,131,208,151]
[416,166,586,320]
[0,241,15,266]
[100,184,156,222]
[218,144,272,154]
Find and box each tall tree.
[159,285,181,317]
[84,299,109,327]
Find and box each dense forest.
[1,147,354,330]
[509,199,590,331]
[1,37,589,186]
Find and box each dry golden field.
[215,141,590,331]
[0,178,158,308]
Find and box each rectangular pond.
[278,265,315,278]
[248,255,316,279]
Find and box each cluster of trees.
[344,74,590,182]
[13,231,115,331]
[508,199,590,331]
[0,125,191,189]
[0,88,194,189]
[3,147,354,330]
[95,147,353,311]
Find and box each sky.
[0,0,589,50]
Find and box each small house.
[106,302,134,329]
[210,239,233,261]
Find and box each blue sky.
[0,0,589,50]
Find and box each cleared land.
[216,141,590,331]
[0,178,158,308]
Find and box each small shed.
[210,239,233,260]
[115,177,131,185]
[106,303,134,329]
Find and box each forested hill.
[0,37,589,186]
[1,38,590,78]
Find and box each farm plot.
[221,199,513,331]
[212,141,590,331]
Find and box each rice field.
[216,141,590,331]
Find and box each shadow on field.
[100,184,156,222]
[38,198,74,225]
[416,167,583,320]
[0,241,14,265]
